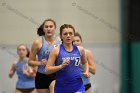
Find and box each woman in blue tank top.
[28,19,61,93]
[46,24,89,93]
[74,32,96,93]
[9,44,36,93]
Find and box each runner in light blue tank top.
[37,36,60,74]
[9,44,36,93]
[29,19,61,91]
[16,58,35,89]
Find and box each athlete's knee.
[50,80,55,88]
[86,87,91,93]
[31,89,37,93]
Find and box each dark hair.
[17,44,30,58]
[60,24,76,44]
[75,32,82,42]
[37,19,56,36]
[60,24,75,39]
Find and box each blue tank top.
[37,36,60,74]
[55,45,83,87]
[16,58,35,89]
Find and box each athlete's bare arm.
[78,46,89,78]
[28,37,46,66]
[86,49,96,74]
[22,66,34,77]
[46,46,70,74]
[28,57,38,78]
[46,46,61,74]
[29,66,38,78]
[9,61,16,78]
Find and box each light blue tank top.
[81,72,90,85]
[37,36,60,74]
[16,58,35,89]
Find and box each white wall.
[0,46,17,93]
[0,0,120,44]
[85,44,121,93]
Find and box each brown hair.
[60,24,75,39]
[75,32,82,42]
[17,44,30,57]
[60,24,76,44]
[37,19,56,36]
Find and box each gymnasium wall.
[0,0,120,44]
[0,0,121,93]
